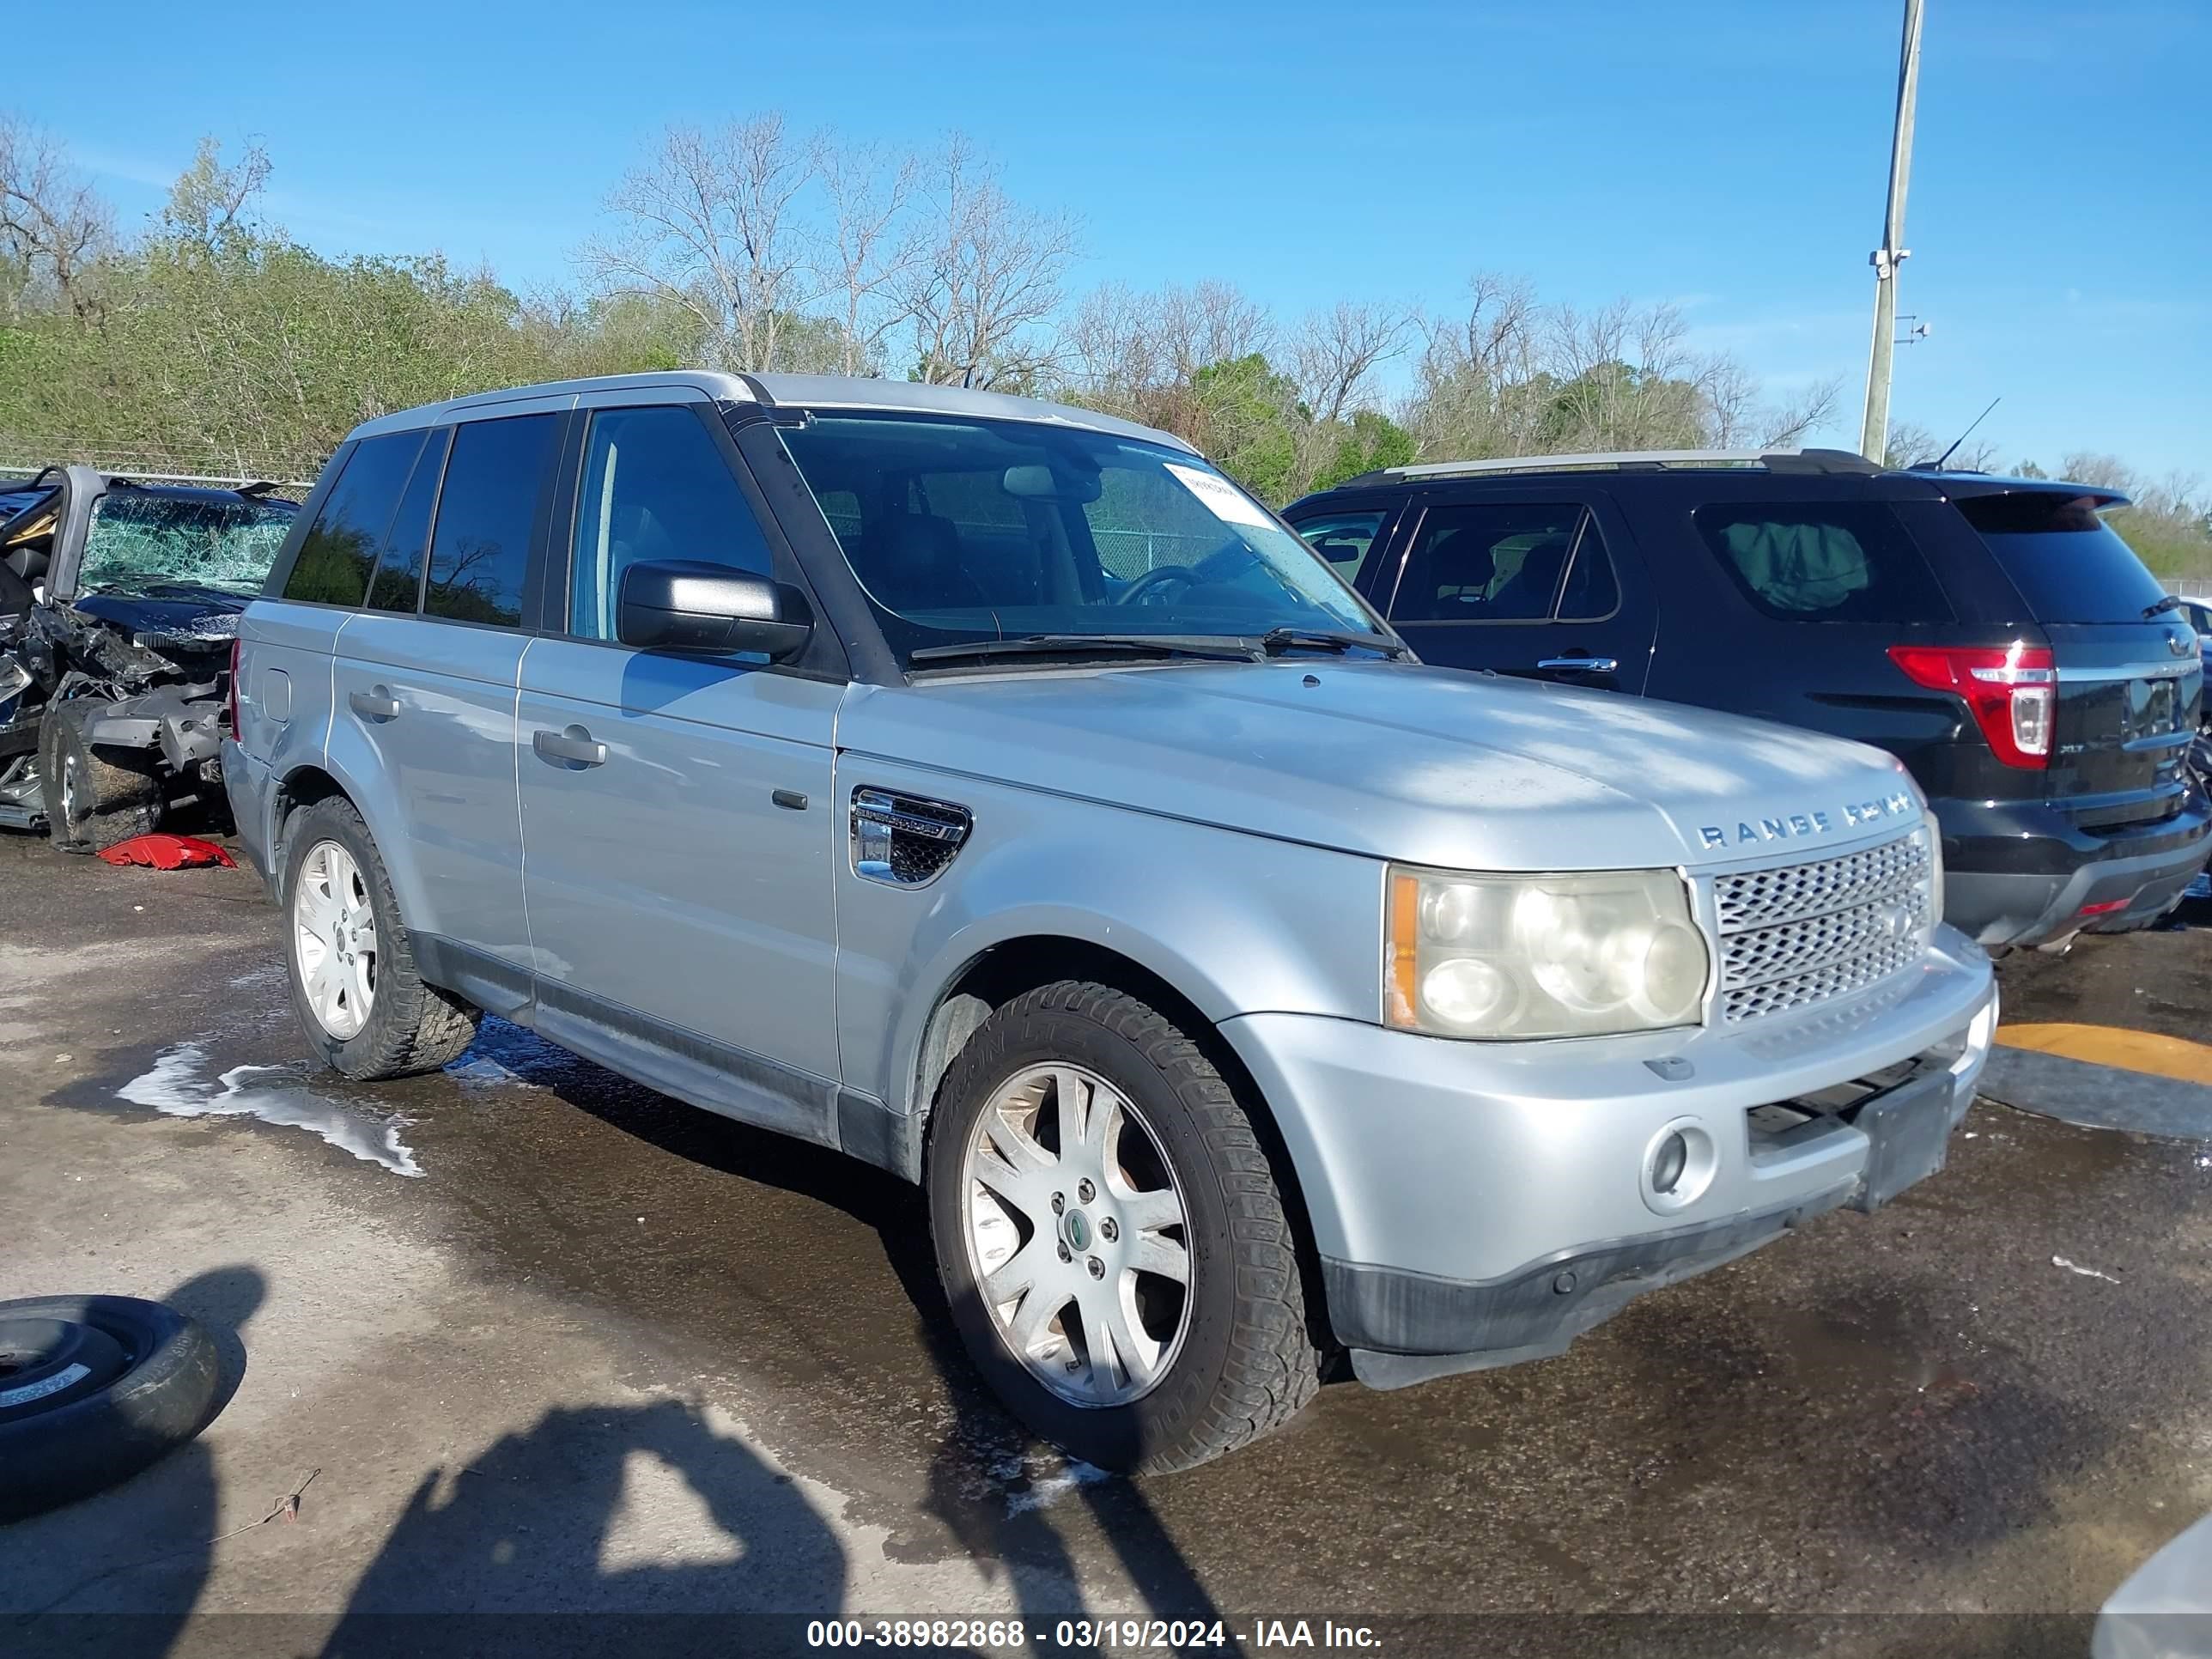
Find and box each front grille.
[1714,830,1931,1024]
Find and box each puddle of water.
[119,1042,425,1177]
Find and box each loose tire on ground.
[40,699,163,854]
[927,981,1322,1474]
[282,795,481,1080]
[0,1295,223,1521]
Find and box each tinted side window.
[1392,503,1588,623]
[1291,508,1388,576]
[425,415,558,627]
[569,405,769,640]
[1694,501,1954,623]
[282,431,424,605]
[366,427,450,614]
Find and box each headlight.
[1386,865,1711,1039]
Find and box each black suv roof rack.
[1334,447,1883,489]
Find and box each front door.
[515,398,843,1143]
[1375,489,1656,695]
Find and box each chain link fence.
[1,433,322,491]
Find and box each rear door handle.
[349,686,401,720]
[1537,656,1619,674]
[533,726,608,768]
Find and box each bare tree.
[587,114,819,372]
[164,135,273,252]
[0,115,112,324]
[811,136,919,375]
[1410,270,1846,461]
[1059,277,1273,432]
[902,135,1078,389]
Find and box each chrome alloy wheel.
[58,753,81,827]
[961,1063,1192,1407]
[293,840,377,1039]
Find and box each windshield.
[775,411,1389,665]
[77,491,297,597]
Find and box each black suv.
[1285,450,2209,949]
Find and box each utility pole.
[1859,0,1926,463]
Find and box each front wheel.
[40,699,162,853]
[927,981,1321,1474]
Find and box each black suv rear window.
[1693,501,1953,623]
[1954,492,2169,624]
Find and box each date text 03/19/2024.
[805,1619,1382,1650]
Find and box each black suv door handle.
[349,686,401,720]
[1537,655,1619,674]
[533,726,608,769]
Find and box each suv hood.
[839,661,1924,871]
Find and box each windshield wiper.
[908,634,1262,668]
[2144,594,2185,620]
[1258,626,1410,659]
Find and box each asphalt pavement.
[3,831,2210,1657]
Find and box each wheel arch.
[911,933,1339,1358]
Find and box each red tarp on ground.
[95,835,237,870]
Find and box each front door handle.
[349,686,401,720]
[533,726,608,768]
[1536,656,1619,674]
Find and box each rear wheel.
[282,796,481,1079]
[927,981,1321,1474]
[40,699,162,854]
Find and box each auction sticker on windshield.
[1165,462,1273,529]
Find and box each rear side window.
[568,404,769,641]
[1694,501,1953,623]
[283,432,424,605]
[1391,502,1614,623]
[1954,492,2169,624]
[366,427,450,614]
[424,415,558,627]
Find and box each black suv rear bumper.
[1939,793,2212,946]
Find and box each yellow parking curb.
[1996,1022,2212,1087]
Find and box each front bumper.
[1219,927,1996,1381]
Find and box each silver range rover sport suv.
[225,374,1997,1472]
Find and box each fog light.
[1642,1118,1717,1215]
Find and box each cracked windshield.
[76,491,295,596]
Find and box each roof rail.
[1334,447,1883,489]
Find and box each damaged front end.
[29,598,239,771]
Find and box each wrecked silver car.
[0,465,297,849]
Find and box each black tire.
[281,795,481,1080]
[0,1295,223,1521]
[927,981,1321,1474]
[39,699,163,854]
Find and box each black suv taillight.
[228,635,243,743]
[1887,642,2055,769]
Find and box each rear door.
[1953,489,2203,831]
[332,408,562,975]
[1370,485,1656,693]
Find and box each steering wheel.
[1115,564,1200,605]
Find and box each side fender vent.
[850,787,971,887]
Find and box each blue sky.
[28,0,2209,477]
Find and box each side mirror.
[617,561,813,659]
